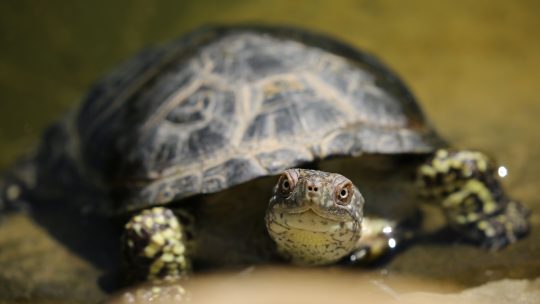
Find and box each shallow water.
[0,0,539,303]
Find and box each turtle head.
[265,169,364,265]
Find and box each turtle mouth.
[270,209,354,233]
[271,202,356,222]
[285,205,323,215]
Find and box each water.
[0,0,539,303]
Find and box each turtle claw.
[473,201,530,250]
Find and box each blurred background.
[0,0,539,303]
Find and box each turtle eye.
[282,179,291,191]
[278,172,296,195]
[336,183,353,205]
[339,188,348,199]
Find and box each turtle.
[0,25,530,283]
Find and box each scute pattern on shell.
[74,26,444,212]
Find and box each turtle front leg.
[123,207,191,282]
[348,217,399,263]
[348,216,420,264]
[417,149,530,249]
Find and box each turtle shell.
[72,25,444,213]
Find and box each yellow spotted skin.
[123,207,190,282]
[417,149,530,249]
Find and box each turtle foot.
[123,207,191,283]
[347,217,414,264]
[418,149,531,249]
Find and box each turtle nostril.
[306,183,319,193]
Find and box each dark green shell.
[46,25,445,213]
